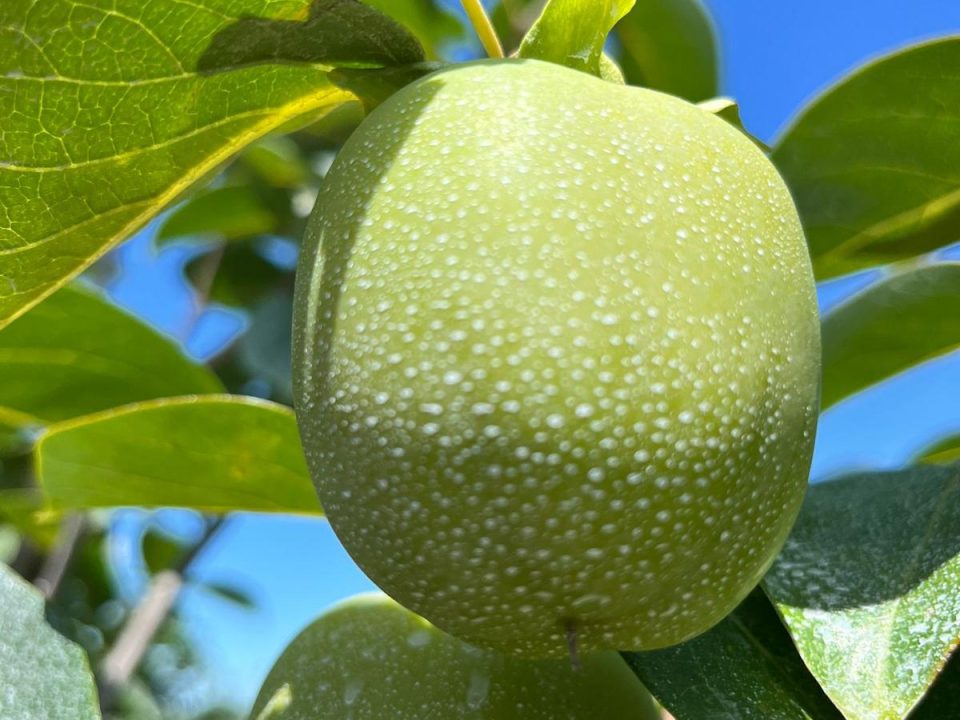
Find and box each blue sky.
[103,1,960,713]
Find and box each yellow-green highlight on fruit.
[250,593,660,719]
[294,59,821,658]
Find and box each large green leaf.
[0,563,102,720]
[625,589,843,720]
[764,464,960,720]
[37,396,320,514]
[0,285,221,424]
[518,0,635,77]
[821,262,960,409]
[773,38,960,279]
[0,0,425,329]
[612,0,717,102]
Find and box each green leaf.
[0,525,20,564]
[0,489,58,549]
[764,464,960,720]
[915,434,960,465]
[0,285,221,426]
[518,0,636,77]
[237,290,295,403]
[0,408,39,457]
[156,186,283,245]
[0,0,427,329]
[37,396,319,514]
[197,580,258,610]
[142,526,187,575]
[613,0,718,102]
[911,649,960,720]
[330,62,447,111]
[241,137,312,189]
[625,589,844,720]
[821,262,960,409]
[0,563,102,720]
[772,38,960,279]
[360,0,463,59]
[186,243,291,308]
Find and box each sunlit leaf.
[0,0,425,328]
[613,0,718,102]
[37,396,319,514]
[518,0,635,77]
[773,38,960,279]
[821,262,960,409]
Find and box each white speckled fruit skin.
[250,594,660,720]
[294,60,820,658]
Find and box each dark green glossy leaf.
[156,186,283,244]
[37,396,319,514]
[773,38,960,279]
[613,0,718,102]
[765,464,960,720]
[0,285,221,426]
[625,589,844,720]
[518,0,635,77]
[0,0,425,328]
[821,262,960,409]
[0,563,102,720]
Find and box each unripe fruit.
[251,594,660,720]
[294,60,820,657]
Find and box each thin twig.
[98,517,227,713]
[34,513,86,600]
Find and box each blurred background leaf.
[0,286,222,430]
[612,0,718,101]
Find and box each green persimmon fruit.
[294,59,820,657]
[250,593,660,719]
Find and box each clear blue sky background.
[102,1,960,713]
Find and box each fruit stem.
[460,0,505,59]
[564,621,582,672]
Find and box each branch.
[98,517,226,712]
[34,513,86,600]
